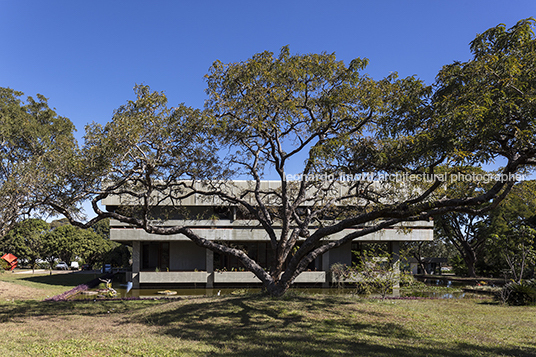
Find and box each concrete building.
[104,181,434,289]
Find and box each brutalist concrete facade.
[104,181,434,288]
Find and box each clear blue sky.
[1,1,534,219]
[2,0,534,143]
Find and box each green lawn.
[0,291,534,356]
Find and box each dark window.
[142,242,170,271]
[214,242,275,270]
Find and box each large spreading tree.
[0,88,77,238]
[50,19,536,296]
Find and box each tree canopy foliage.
[434,18,536,168]
[0,218,125,269]
[0,88,76,237]
[1,218,49,270]
[487,181,536,281]
[436,180,536,279]
[41,19,536,296]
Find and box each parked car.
[55,262,69,270]
[70,262,79,270]
[81,264,92,271]
[101,264,112,273]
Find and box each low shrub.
[330,263,351,288]
[450,255,468,277]
[496,280,536,306]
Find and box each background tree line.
[403,179,536,281]
[0,218,131,270]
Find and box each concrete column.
[231,206,237,221]
[389,241,400,296]
[322,249,330,288]
[132,241,141,289]
[206,248,214,288]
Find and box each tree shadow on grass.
[19,272,101,288]
[123,295,536,357]
[0,299,162,322]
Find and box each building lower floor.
[112,220,434,289]
[123,239,409,289]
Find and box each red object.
[1,253,18,271]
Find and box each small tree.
[351,250,398,299]
[436,212,488,277]
[1,219,49,271]
[496,225,536,283]
[488,181,536,282]
[329,262,350,289]
[42,225,80,265]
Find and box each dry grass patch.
[0,272,101,300]
[0,280,47,301]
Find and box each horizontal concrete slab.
[137,271,329,284]
[214,271,261,283]
[139,271,208,283]
[293,271,326,283]
[110,225,433,242]
[110,219,433,229]
[102,180,393,207]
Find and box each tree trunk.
[265,280,290,297]
[418,259,427,275]
[461,242,477,278]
